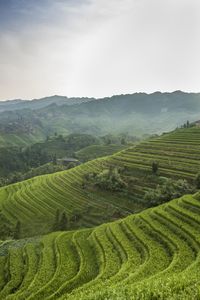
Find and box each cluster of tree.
[0,112,41,134]
[53,209,83,231]
[195,173,200,189]
[0,211,12,240]
[181,120,191,129]
[13,220,21,239]
[144,178,196,207]
[0,131,138,188]
[53,210,69,231]
[83,167,128,192]
[0,133,102,186]
[152,161,159,175]
[0,146,50,178]
[101,134,139,146]
[45,133,100,156]
[0,211,21,240]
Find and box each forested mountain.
[0,95,93,112]
[0,91,200,147]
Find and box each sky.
[0,0,200,100]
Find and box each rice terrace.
[0,124,200,299]
[0,0,200,299]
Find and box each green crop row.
[1,192,200,299]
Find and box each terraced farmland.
[0,157,139,237]
[1,192,200,299]
[1,127,200,237]
[109,127,200,198]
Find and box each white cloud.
[0,0,200,100]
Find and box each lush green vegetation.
[0,125,200,298]
[144,178,195,206]
[0,192,200,299]
[0,133,98,170]
[1,126,200,239]
[83,167,128,192]
[0,133,131,186]
[75,144,127,162]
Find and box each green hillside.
[0,158,138,238]
[0,131,45,148]
[0,133,101,185]
[0,192,200,299]
[0,126,200,238]
[75,144,128,162]
[32,133,99,158]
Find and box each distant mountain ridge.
[1,90,200,113]
[0,95,95,112]
[0,91,200,147]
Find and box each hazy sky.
[0,0,200,100]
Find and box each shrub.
[13,220,21,240]
[195,173,200,189]
[152,161,159,175]
[59,212,69,231]
[144,178,195,206]
[84,167,128,192]
[53,210,69,231]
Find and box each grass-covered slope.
[75,144,127,162]
[0,192,200,299]
[0,131,45,148]
[109,126,200,198]
[0,158,138,238]
[0,126,200,238]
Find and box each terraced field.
[1,127,200,237]
[109,127,200,199]
[0,158,138,237]
[0,192,200,299]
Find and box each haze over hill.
[0,96,94,113]
[0,91,200,147]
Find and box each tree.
[144,178,195,207]
[71,210,82,223]
[121,137,126,145]
[195,173,200,189]
[58,134,65,142]
[53,209,60,231]
[0,211,12,240]
[52,154,57,165]
[59,212,68,231]
[85,167,127,192]
[13,220,21,239]
[152,161,159,175]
